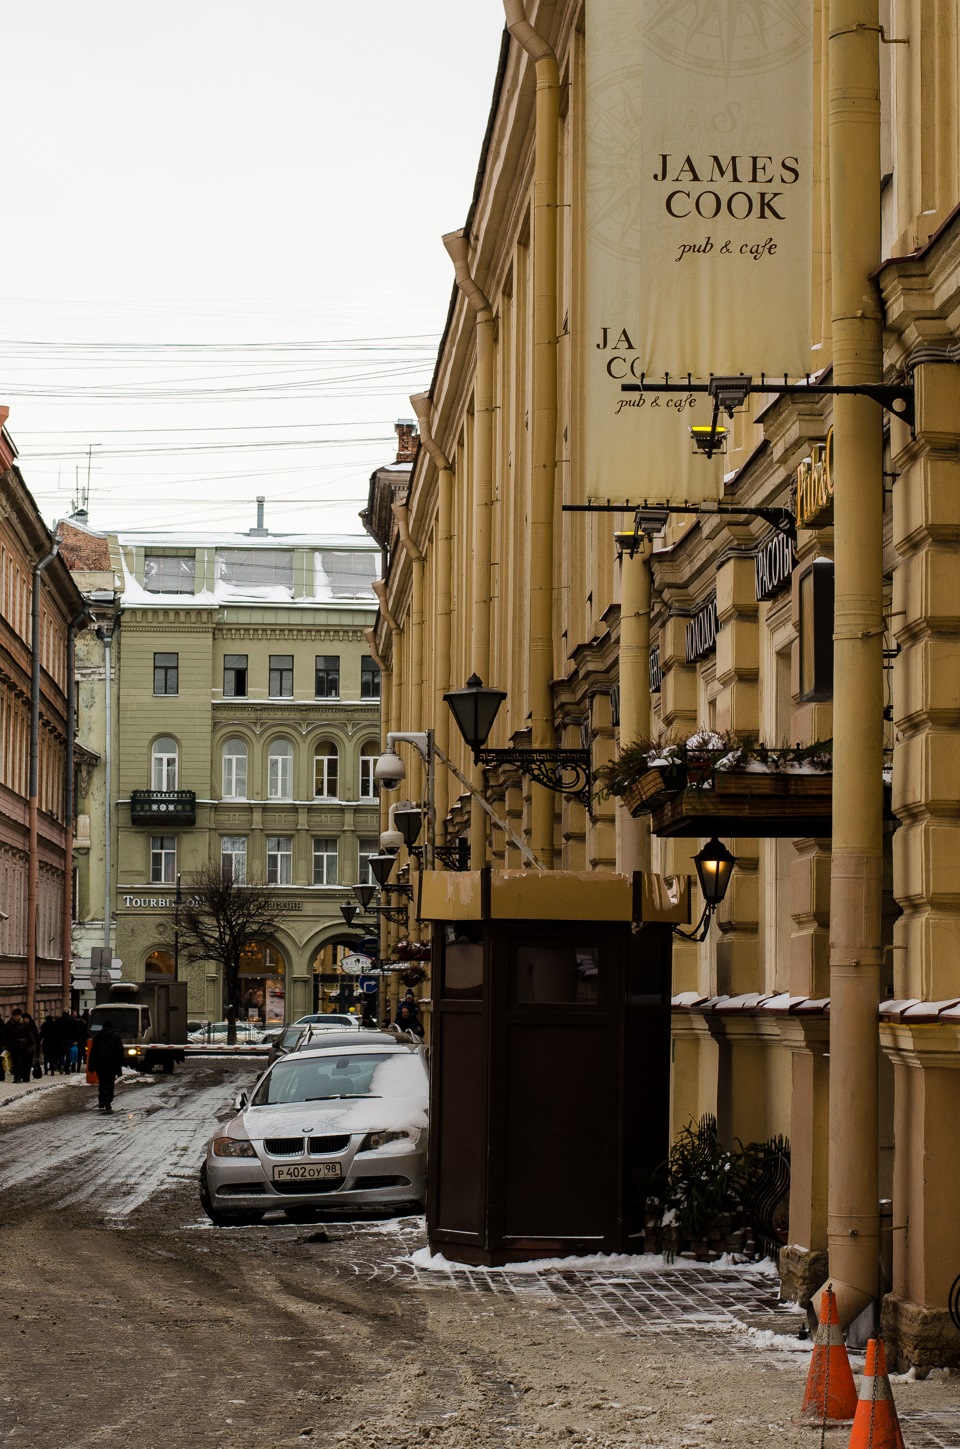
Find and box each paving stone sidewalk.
[334,1221,960,1449]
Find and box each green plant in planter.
[645,1115,739,1260]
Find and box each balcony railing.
[130,790,197,825]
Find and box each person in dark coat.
[0,1013,6,1081]
[7,1008,39,1083]
[54,1010,74,1073]
[393,1004,424,1039]
[71,1009,89,1071]
[39,1015,60,1075]
[87,1020,125,1112]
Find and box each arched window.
[359,741,379,800]
[267,739,293,799]
[152,737,178,791]
[145,949,175,980]
[222,738,248,798]
[314,742,339,799]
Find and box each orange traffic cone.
[800,1284,858,1423]
[847,1338,905,1449]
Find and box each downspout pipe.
[812,0,885,1333]
[26,543,59,1016]
[100,625,114,955]
[391,500,426,751]
[410,391,453,835]
[62,607,91,1009]
[371,579,401,636]
[442,233,494,868]
[617,537,653,876]
[504,0,559,865]
[362,627,387,674]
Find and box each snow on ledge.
[406,1246,778,1277]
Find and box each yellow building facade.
[371,2,960,1366]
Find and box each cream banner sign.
[585,1,813,503]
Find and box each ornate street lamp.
[394,804,423,848]
[352,883,376,911]
[443,674,592,807]
[673,838,737,943]
[340,903,358,928]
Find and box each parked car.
[199,1040,428,1225]
[266,1025,393,1068]
[260,1013,361,1048]
[188,1021,265,1045]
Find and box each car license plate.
[273,1162,342,1183]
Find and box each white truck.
[89,981,188,1074]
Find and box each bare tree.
[159,864,288,1044]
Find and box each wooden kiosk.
[418,869,686,1265]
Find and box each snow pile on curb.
[406,1246,778,1276]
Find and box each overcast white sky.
[0,1,506,537]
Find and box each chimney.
[395,419,419,464]
[249,496,268,536]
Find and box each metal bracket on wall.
[564,499,796,545]
[373,905,408,926]
[618,372,915,459]
[433,842,471,871]
[476,747,592,809]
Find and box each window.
[315,654,340,698]
[150,835,177,884]
[314,742,339,798]
[143,554,195,594]
[222,738,248,799]
[154,652,179,695]
[221,836,247,883]
[267,739,293,799]
[359,742,379,799]
[151,737,178,791]
[358,837,379,885]
[217,549,294,591]
[145,949,175,979]
[269,654,293,697]
[312,837,338,885]
[266,836,293,886]
[224,654,248,697]
[799,560,835,701]
[315,549,378,599]
[360,657,381,699]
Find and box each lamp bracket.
[373,905,409,926]
[434,843,471,871]
[615,372,914,459]
[476,747,592,808]
[672,905,714,943]
[565,500,796,547]
[384,882,414,900]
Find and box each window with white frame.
[221,836,247,883]
[358,742,379,800]
[150,835,177,884]
[358,837,379,885]
[143,554,195,594]
[312,837,338,885]
[267,739,293,799]
[313,742,339,798]
[266,836,293,886]
[151,737,178,791]
[222,738,248,798]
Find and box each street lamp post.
[173,872,181,982]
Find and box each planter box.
[622,765,686,814]
[649,772,833,839]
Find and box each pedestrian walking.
[87,1020,124,1112]
[0,1013,7,1082]
[39,1014,60,1075]
[71,1009,89,1071]
[7,1007,40,1083]
[394,1004,424,1039]
[54,1009,74,1072]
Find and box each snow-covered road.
[0,1065,257,1220]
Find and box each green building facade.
[108,527,380,1026]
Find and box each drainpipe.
[410,391,453,835]
[442,233,494,868]
[812,0,884,1331]
[100,626,114,956]
[371,579,400,636]
[62,607,91,1009]
[504,0,559,866]
[618,537,653,875]
[27,543,59,1016]
[392,500,426,804]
